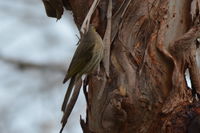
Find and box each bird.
[60,25,104,133]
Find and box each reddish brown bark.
[42,0,200,133]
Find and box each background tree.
[43,0,200,133]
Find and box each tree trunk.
[43,0,200,133]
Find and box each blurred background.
[0,0,86,133]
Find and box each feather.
[61,76,76,112]
[60,78,82,133]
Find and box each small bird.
[60,25,104,133]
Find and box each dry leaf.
[42,0,64,20]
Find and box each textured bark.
[43,0,200,133]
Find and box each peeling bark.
[42,0,200,133]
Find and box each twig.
[98,0,112,99]
[0,56,66,72]
[80,0,100,34]
[111,0,132,43]
[120,0,132,18]
[118,36,139,68]
[113,0,126,17]
[103,0,112,77]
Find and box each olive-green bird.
[60,25,104,133]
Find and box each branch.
[102,0,112,77]
[98,0,112,99]
[0,55,66,72]
[80,0,100,34]
[111,0,132,42]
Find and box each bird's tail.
[61,76,76,112]
[63,74,70,84]
[60,78,82,133]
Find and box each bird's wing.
[61,76,76,112]
[63,40,95,83]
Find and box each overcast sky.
[0,0,86,133]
